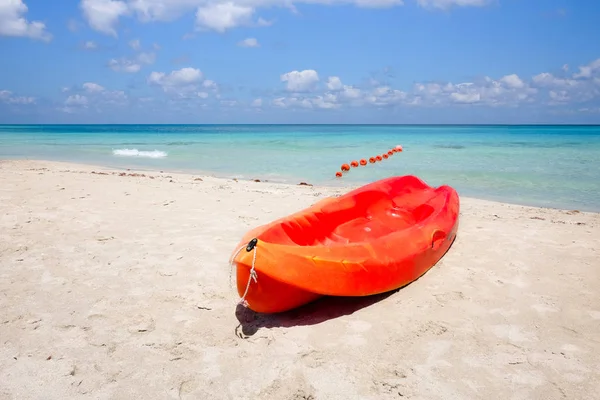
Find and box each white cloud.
[149,67,203,87]
[238,37,260,48]
[137,52,156,64]
[265,56,600,112]
[365,86,407,106]
[79,0,493,35]
[341,86,361,99]
[272,97,314,109]
[549,90,569,104]
[326,76,343,91]
[573,58,600,79]
[129,38,141,50]
[59,83,129,113]
[83,82,105,92]
[0,89,35,104]
[202,79,218,90]
[578,107,600,114]
[0,0,52,41]
[354,0,403,6]
[325,76,362,101]
[220,57,600,113]
[532,72,576,88]
[450,76,536,106]
[531,58,600,104]
[272,97,285,108]
[271,93,340,109]
[256,17,273,26]
[500,74,525,89]
[108,58,141,73]
[534,59,600,85]
[102,90,128,105]
[416,0,489,9]
[80,0,128,37]
[65,94,89,106]
[270,69,544,111]
[281,69,319,92]
[450,92,480,104]
[83,40,97,49]
[108,51,155,73]
[196,2,255,32]
[148,67,213,99]
[252,98,263,107]
[313,94,339,109]
[408,75,537,107]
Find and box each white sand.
[1,159,599,400]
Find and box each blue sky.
[1,0,599,124]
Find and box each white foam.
[112,148,167,158]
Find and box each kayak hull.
[232,175,460,314]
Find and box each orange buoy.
[387,150,393,156]
[341,163,350,172]
[369,157,376,163]
[350,160,359,168]
[376,155,382,161]
[359,159,367,166]
[383,154,389,159]
[335,171,343,178]
[395,145,403,152]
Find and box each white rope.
[238,245,258,307]
[228,240,259,307]
[228,245,245,288]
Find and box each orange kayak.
[230,175,460,314]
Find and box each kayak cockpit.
[258,186,440,247]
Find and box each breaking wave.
[112,148,168,158]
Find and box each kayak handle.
[246,238,258,252]
[431,229,447,250]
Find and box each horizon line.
[1,123,600,127]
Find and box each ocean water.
[1,124,599,212]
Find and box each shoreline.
[2,158,596,214]
[3,123,600,126]
[1,158,599,399]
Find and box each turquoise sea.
[1,124,599,212]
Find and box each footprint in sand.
[339,320,372,347]
[508,260,531,272]
[87,313,107,321]
[561,343,583,353]
[256,371,317,399]
[127,315,155,334]
[201,347,222,379]
[341,334,367,347]
[488,308,520,317]
[348,320,372,333]
[588,310,600,320]
[505,369,546,387]
[504,275,530,289]
[490,324,537,343]
[531,304,560,314]
[177,377,200,398]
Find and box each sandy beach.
[1,159,599,400]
